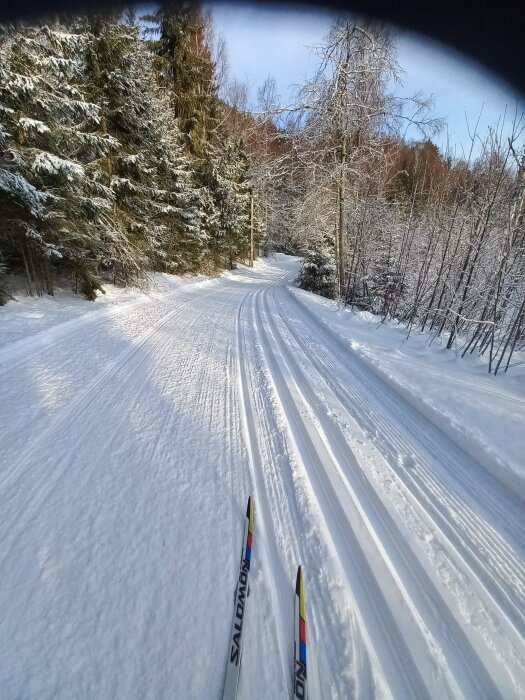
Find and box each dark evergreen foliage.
[296,250,336,299]
[0,10,260,299]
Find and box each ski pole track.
[274,287,525,640]
[238,274,342,698]
[258,283,521,698]
[235,282,292,698]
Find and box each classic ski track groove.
[287,288,525,540]
[275,287,525,640]
[253,286,437,699]
[235,278,294,697]
[257,282,520,699]
[272,284,525,697]
[249,279,378,700]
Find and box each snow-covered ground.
[1,255,524,699]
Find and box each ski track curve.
[1,256,523,700]
[237,275,380,700]
[257,284,449,699]
[235,280,292,699]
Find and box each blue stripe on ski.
[300,641,306,663]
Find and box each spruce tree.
[0,20,117,298]
[144,3,219,157]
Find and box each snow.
[1,255,524,699]
[18,117,51,134]
[1,71,38,98]
[0,168,47,215]
[289,288,525,501]
[32,152,84,180]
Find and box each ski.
[293,565,307,700]
[222,496,255,700]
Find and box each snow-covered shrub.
[296,249,336,299]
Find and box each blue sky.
[210,3,525,157]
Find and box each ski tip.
[246,496,254,532]
[295,565,303,595]
[296,566,306,621]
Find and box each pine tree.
[82,11,207,279]
[144,3,258,271]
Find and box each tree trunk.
[338,142,346,296]
[249,191,254,267]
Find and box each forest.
[0,6,524,373]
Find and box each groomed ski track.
[1,256,524,699]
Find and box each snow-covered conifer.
[0,20,116,298]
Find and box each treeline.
[259,21,525,374]
[0,5,262,301]
[2,11,523,373]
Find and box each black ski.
[293,565,307,699]
[222,496,255,700]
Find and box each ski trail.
[0,277,218,374]
[0,297,214,573]
[235,272,375,700]
[286,287,525,543]
[1,304,177,486]
[275,286,525,642]
[1,277,248,699]
[256,281,516,699]
[234,281,291,698]
[254,285,436,699]
[248,281,380,700]
[267,282,523,697]
[2,255,523,699]
[0,296,145,376]
[0,283,223,471]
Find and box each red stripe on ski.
[299,617,306,643]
